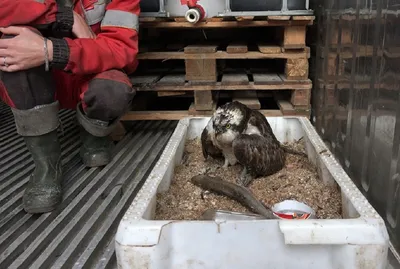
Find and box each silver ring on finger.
[3,57,8,67]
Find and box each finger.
[1,56,17,65]
[0,49,11,57]
[0,39,12,49]
[0,26,24,35]
[0,64,21,72]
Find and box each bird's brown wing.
[232,133,285,177]
[201,119,223,160]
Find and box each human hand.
[0,26,53,72]
[72,11,96,39]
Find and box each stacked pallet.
[314,11,400,135]
[315,11,399,107]
[125,15,315,121]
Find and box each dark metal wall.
[311,0,400,254]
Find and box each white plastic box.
[115,117,389,269]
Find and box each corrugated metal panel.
[0,103,178,269]
[311,0,400,262]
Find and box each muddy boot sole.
[23,181,62,214]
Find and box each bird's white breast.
[216,130,237,146]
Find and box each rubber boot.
[11,101,63,214]
[76,103,116,168]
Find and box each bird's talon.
[237,170,254,187]
[200,190,210,199]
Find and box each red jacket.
[1,0,140,75]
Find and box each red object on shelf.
[180,0,199,7]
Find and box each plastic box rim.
[115,116,389,247]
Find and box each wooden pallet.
[131,69,312,109]
[317,74,400,90]
[318,45,390,76]
[138,44,310,79]
[316,73,400,107]
[329,10,398,21]
[324,20,399,47]
[122,93,311,121]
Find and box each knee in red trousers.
[79,69,136,122]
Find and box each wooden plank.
[174,17,187,22]
[194,91,214,111]
[221,73,249,85]
[141,79,312,91]
[184,45,218,54]
[157,74,186,86]
[268,16,291,20]
[232,91,261,110]
[185,59,217,81]
[253,73,283,85]
[277,99,310,116]
[208,17,224,22]
[122,108,294,119]
[290,89,311,106]
[283,26,306,49]
[331,25,352,46]
[185,45,218,82]
[157,91,186,97]
[226,43,248,53]
[318,79,396,91]
[235,16,254,21]
[189,102,217,115]
[138,49,311,60]
[292,16,315,21]
[257,44,281,54]
[324,46,383,59]
[324,87,337,106]
[326,56,345,76]
[121,110,189,121]
[276,100,295,115]
[285,58,309,80]
[259,110,284,117]
[139,20,314,28]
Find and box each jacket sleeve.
[1,0,73,38]
[49,0,140,75]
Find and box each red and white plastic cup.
[271,200,316,220]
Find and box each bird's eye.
[226,124,231,129]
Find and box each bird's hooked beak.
[215,127,223,135]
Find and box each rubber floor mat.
[0,103,178,269]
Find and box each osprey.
[201,101,286,187]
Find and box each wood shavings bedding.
[155,138,342,220]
